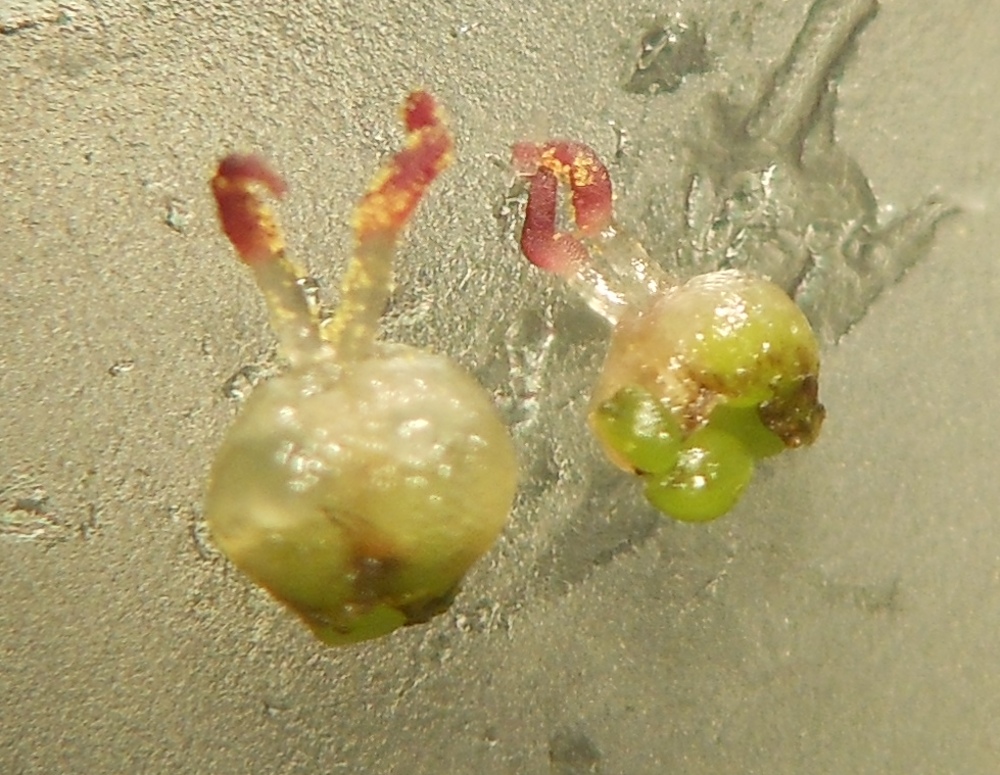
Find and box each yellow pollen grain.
[254,204,286,254]
[570,156,603,188]
[538,149,573,183]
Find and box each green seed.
[706,403,785,459]
[643,426,755,522]
[590,386,683,475]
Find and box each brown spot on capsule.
[759,374,825,447]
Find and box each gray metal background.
[2,1,997,772]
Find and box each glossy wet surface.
[2,1,998,772]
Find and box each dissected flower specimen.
[206,92,517,645]
[511,140,824,522]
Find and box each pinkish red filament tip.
[352,90,454,243]
[511,140,616,275]
[211,154,288,265]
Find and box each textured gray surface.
[2,1,998,773]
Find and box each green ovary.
[589,270,824,521]
[681,271,820,408]
[205,345,517,645]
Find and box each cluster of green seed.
[593,390,783,522]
